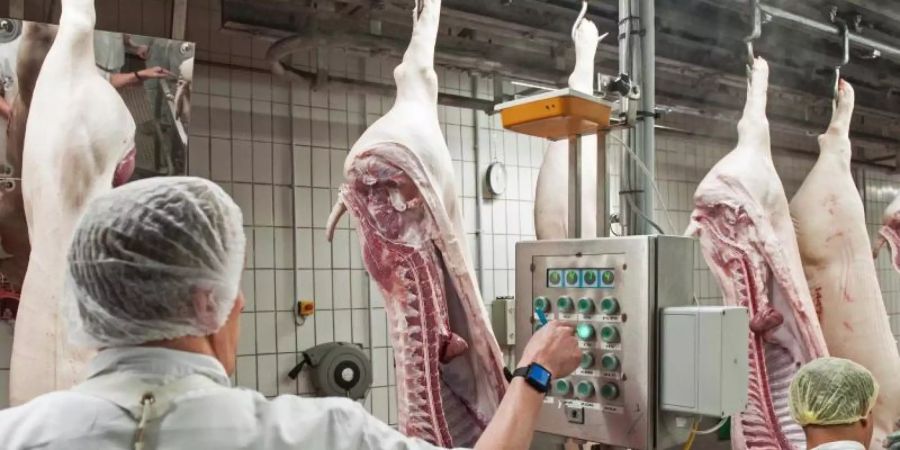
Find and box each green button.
[565,270,579,286]
[600,297,620,315]
[601,353,619,371]
[576,381,594,399]
[549,271,562,285]
[583,270,597,285]
[576,323,595,341]
[600,382,619,400]
[555,379,571,396]
[556,296,574,312]
[600,325,620,343]
[601,270,615,285]
[577,297,595,314]
[580,352,594,369]
[533,296,550,313]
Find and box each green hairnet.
[789,357,879,426]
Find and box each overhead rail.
[758,3,900,62]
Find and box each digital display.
[528,365,552,385]
[547,268,615,288]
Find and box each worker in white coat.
[789,357,879,450]
[0,176,581,450]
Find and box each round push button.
[600,382,620,400]
[576,323,595,341]
[577,297,595,314]
[555,379,572,396]
[600,353,619,371]
[557,296,574,312]
[533,296,550,313]
[580,352,594,369]
[600,297,620,315]
[575,381,595,399]
[600,325,620,343]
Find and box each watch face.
[526,364,551,386]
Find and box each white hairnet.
[65,176,245,347]
[789,357,879,427]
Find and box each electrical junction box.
[491,296,516,346]
[661,306,749,417]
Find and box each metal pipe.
[172,0,188,41]
[759,3,900,61]
[639,0,656,236]
[471,74,485,289]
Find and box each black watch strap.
[508,363,551,394]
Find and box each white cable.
[571,1,588,41]
[694,416,729,435]
[609,132,677,234]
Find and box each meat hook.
[743,0,762,80]
[829,6,851,105]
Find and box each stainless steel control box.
[515,236,694,449]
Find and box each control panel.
[515,236,694,449]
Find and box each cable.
[609,132,677,234]
[695,416,730,435]
[622,192,666,234]
[682,420,699,450]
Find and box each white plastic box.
[660,306,749,417]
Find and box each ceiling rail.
[759,3,900,62]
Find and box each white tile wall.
[2,1,899,422]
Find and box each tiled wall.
[2,0,899,418]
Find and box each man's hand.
[137,67,174,80]
[517,321,580,378]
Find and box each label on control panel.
[601,405,624,414]
[577,341,595,350]
[562,399,601,411]
[598,315,622,323]
[558,313,576,321]
[600,371,622,380]
[600,343,622,351]
[544,397,555,405]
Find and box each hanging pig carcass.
[686,58,829,450]
[324,0,507,446]
[791,81,900,449]
[10,0,137,405]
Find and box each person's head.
[789,357,879,447]
[65,177,246,374]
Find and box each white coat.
[811,441,867,450]
[0,347,460,450]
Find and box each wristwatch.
[506,363,553,394]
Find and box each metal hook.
[834,22,849,98]
[743,0,762,78]
[572,1,588,41]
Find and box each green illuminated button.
[580,352,594,369]
[533,296,550,313]
[601,270,615,285]
[548,271,562,285]
[600,382,620,400]
[575,381,595,399]
[577,297,595,314]
[583,270,597,285]
[601,353,620,371]
[556,296,574,312]
[576,323,595,341]
[600,325,620,343]
[600,297,620,315]
[565,270,579,286]
[555,379,572,396]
